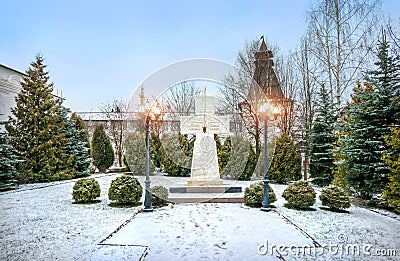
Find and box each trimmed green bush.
[282,181,316,209]
[108,175,142,204]
[320,186,351,211]
[244,182,277,207]
[72,178,101,203]
[151,185,169,207]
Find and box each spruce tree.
[268,133,301,184]
[309,85,337,186]
[58,107,91,178]
[6,55,73,183]
[71,113,90,150]
[91,124,114,173]
[70,112,91,177]
[338,35,400,199]
[0,130,19,190]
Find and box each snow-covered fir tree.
[337,33,400,199]
[309,85,337,186]
[0,129,19,190]
[6,55,74,183]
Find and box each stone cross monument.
[180,90,230,185]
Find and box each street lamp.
[143,101,163,212]
[259,101,280,212]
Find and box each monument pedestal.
[170,185,242,194]
[187,179,224,186]
[168,184,243,203]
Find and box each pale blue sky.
[1,0,399,112]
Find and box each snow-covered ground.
[0,173,143,260]
[0,174,399,260]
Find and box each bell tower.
[253,36,284,100]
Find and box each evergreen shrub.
[108,175,142,204]
[160,133,192,177]
[320,186,351,211]
[244,182,276,207]
[382,125,400,214]
[124,131,155,175]
[150,185,169,207]
[92,124,114,173]
[221,135,257,181]
[72,178,100,203]
[282,181,316,209]
[269,133,301,184]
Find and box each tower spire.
[253,36,283,100]
[259,35,267,51]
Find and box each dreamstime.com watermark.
[257,234,398,258]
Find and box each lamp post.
[259,101,279,212]
[143,102,162,212]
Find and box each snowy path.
[104,203,313,260]
[0,176,399,260]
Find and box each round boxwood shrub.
[151,185,169,207]
[320,186,351,211]
[282,181,316,209]
[72,178,101,203]
[108,175,142,205]
[244,182,277,207]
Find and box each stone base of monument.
[170,185,242,193]
[186,179,224,186]
[167,193,244,203]
[168,185,244,203]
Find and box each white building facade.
[0,64,26,131]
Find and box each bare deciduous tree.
[100,99,130,167]
[386,17,400,58]
[161,81,200,132]
[307,0,382,106]
[164,81,199,116]
[274,52,299,136]
[294,35,320,178]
